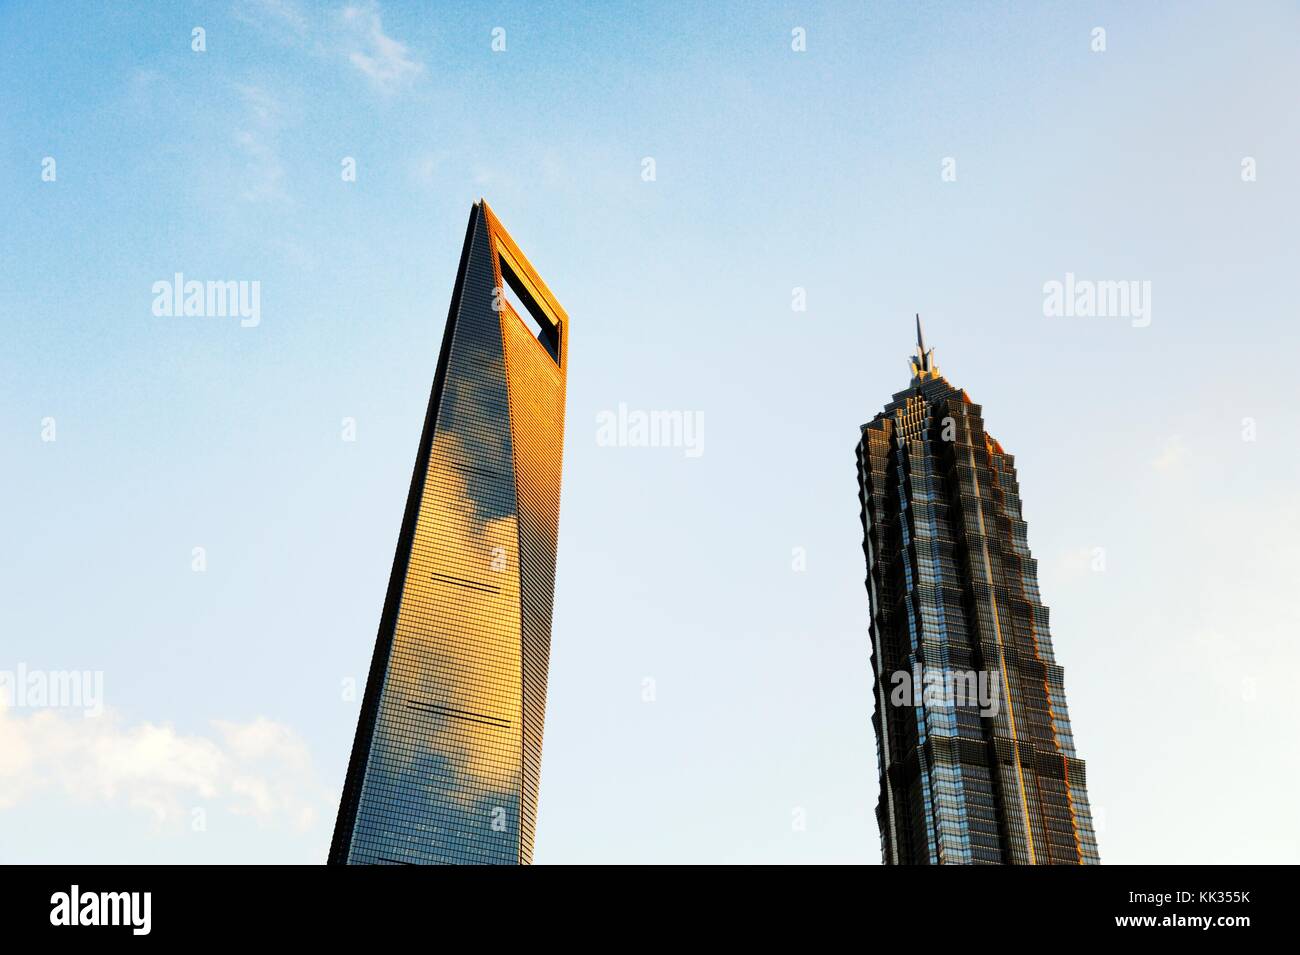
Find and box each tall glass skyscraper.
[330,200,567,865]
[856,319,1100,865]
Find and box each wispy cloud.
[232,1,423,95]
[1057,545,1105,579]
[0,706,325,832]
[232,0,310,43]
[411,149,449,189]
[233,83,289,202]
[339,4,423,93]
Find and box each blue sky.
[1,0,1297,863]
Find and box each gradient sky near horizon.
[2,1,1298,864]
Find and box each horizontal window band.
[406,700,513,729]
[428,572,501,594]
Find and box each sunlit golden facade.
[330,201,567,865]
[856,319,1099,865]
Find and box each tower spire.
[909,313,939,382]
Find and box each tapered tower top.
[909,313,941,383]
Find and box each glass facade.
[330,201,567,865]
[857,319,1100,865]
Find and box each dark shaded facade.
[330,200,567,865]
[856,319,1099,865]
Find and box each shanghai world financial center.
[331,201,567,865]
[332,207,1096,866]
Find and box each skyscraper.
[856,318,1099,865]
[330,200,568,865]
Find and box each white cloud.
[1152,434,1188,473]
[340,4,423,92]
[0,706,324,832]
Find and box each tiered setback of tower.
[857,327,1099,865]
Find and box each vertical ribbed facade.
[857,321,1099,865]
[330,200,567,865]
